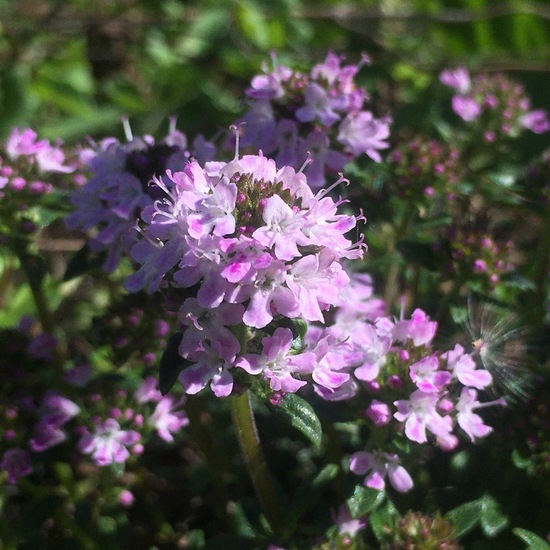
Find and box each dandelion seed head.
[466,296,534,403]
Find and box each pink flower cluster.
[125,153,364,396]
[76,376,189,467]
[0,321,191,483]
[234,51,391,188]
[304,275,504,493]
[0,128,77,223]
[5,128,75,174]
[440,67,550,137]
[65,123,204,272]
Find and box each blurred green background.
[0,0,549,144]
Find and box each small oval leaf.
[446,499,482,538]
[513,528,550,550]
[347,485,386,519]
[480,494,509,537]
[271,393,323,448]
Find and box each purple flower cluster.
[233,52,391,189]
[0,128,78,238]
[0,321,190,483]
[300,275,504,492]
[440,67,550,137]
[126,153,364,396]
[65,123,202,272]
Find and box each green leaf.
[369,500,399,542]
[513,528,550,550]
[511,448,533,470]
[159,332,191,395]
[480,494,508,537]
[312,463,339,488]
[270,393,323,448]
[347,485,386,519]
[446,499,482,538]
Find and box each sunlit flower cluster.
[440,67,550,138]
[233,51,391,188]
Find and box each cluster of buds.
[448,229,516,286]
[92,293,175,368]
[388,136,463,201]
[379,511,460,550]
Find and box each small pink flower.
[439,67,471,94]
[365,400,391,426]
[409,355,451,393]
[456,388,500,442]
[520,110,550,134]
[452,96,482,122]
[349,451,413,493]
[78,419,141,466]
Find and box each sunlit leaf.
[347,485,386,519]
[270,393,323,448]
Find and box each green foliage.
[269,393,323,448]
[347,485,386,518]
[446,494,509,539]
[514,528,550,550]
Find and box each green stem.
[16,248,66,376]
[16,250,55,334]
[383,200,416,310]
[229,390,287,536]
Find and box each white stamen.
[121,116,133,142]
[316,173,350,199]
[298,152,313,174]
[229,124,243,161]
[168,116,177,135]
[133,221,163,248]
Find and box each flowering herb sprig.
[440,67,550,140]
[0,321,190,483]
[126,151,365,397]
[65,121,217,273]
[0,128,77,239]
[232,51,391,189]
